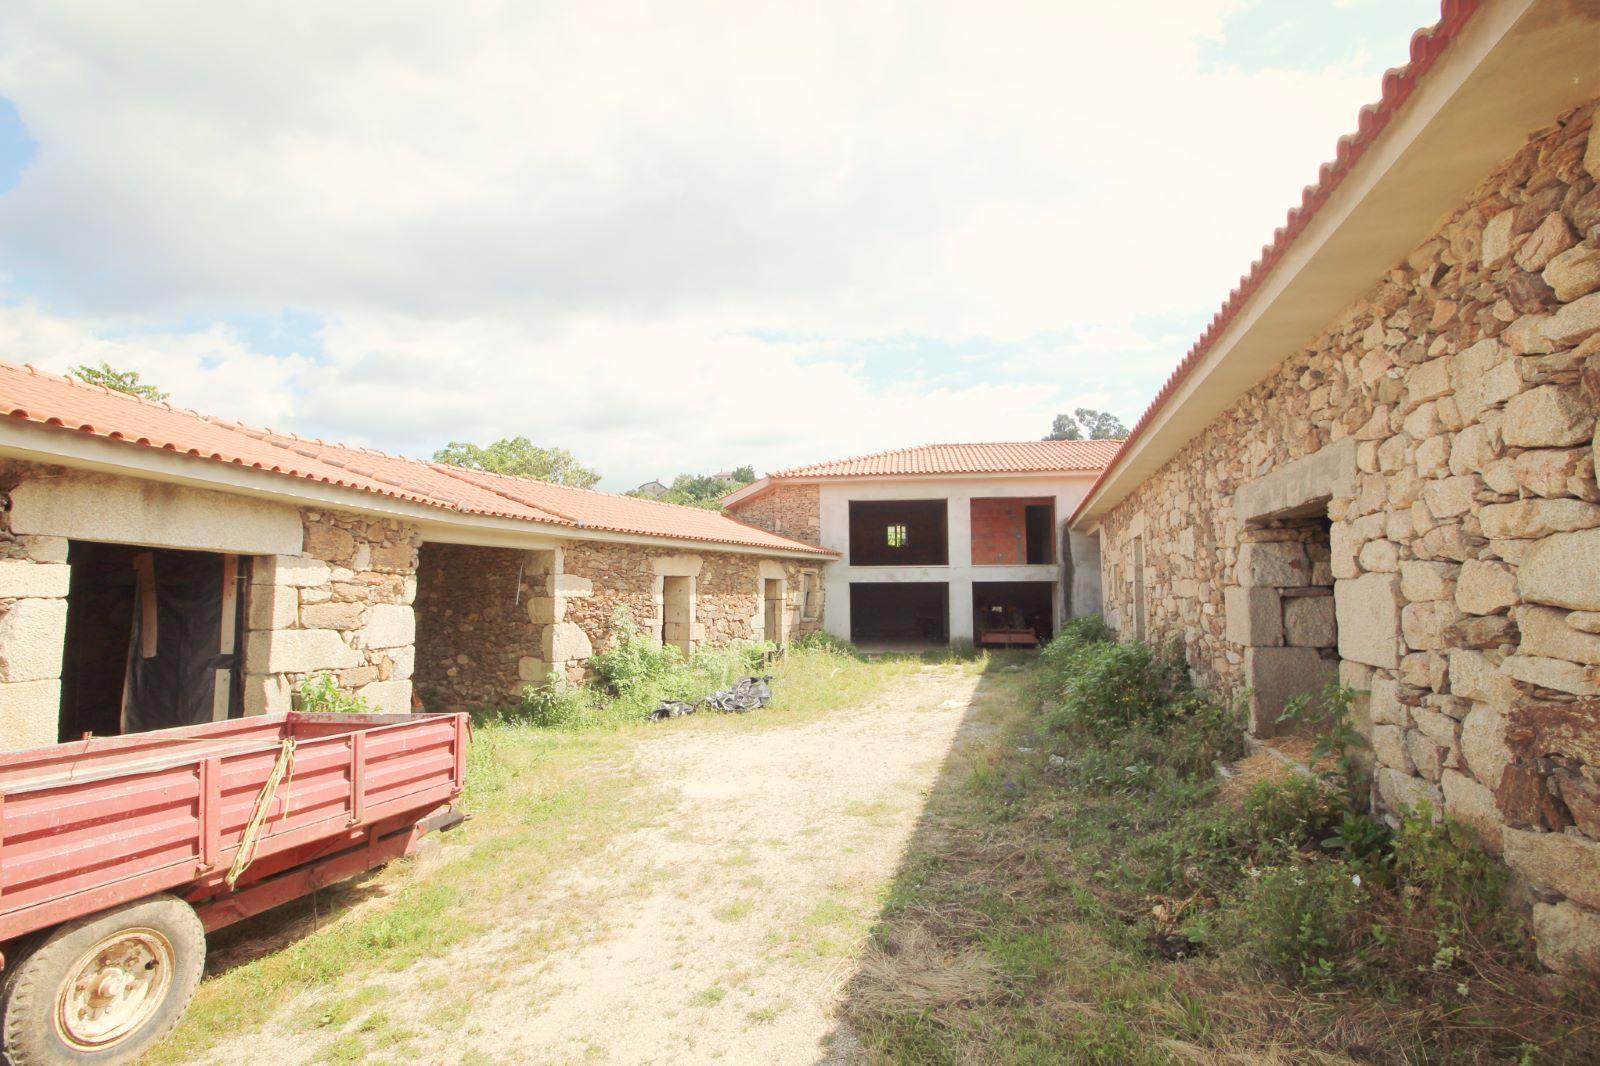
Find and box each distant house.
[0,362,831,748]
[633,479,669,498]
[724,441,1118,648]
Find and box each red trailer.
[0,711,469,1065]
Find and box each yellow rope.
[226,737,297,889]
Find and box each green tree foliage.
[1045,408,1127,441]
[634,467,756,509]
[432,436,601,488]
[67,361,169,401]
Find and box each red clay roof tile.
[0,361,831,556]
[769,440,1120,479]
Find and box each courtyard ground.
[147,650,998,1065]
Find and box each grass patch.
[846,632,1600,1064]
[148,642,919,1061]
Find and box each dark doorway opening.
[850,582,948,645]
[60,542,245,741]
[849,500,948,566]
[973,581,1054,648]
[1024,505,1053,564]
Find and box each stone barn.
[0,361,830,747]
[1068,0,1600,972]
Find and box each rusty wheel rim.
[53,927,175,1051]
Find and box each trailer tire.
[0,894,205,1066]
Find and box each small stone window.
[886,524,907,549]
[800,570,822,622]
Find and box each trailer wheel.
[0,894,204,1065]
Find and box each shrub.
[1038,615,1113,675]
[1391,803,1511,946]
[1048,640,1177,733]
[589,607,687,701]
[519,672,594,728]
[792,631,862,659]
[298,673,373,714]
[1229,858,1367,982]
[1238,775,1344,855]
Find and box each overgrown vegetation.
[848,624,1600,1063]
[297,672,375,714]
[431,435,601,488]
[67,360,169,401]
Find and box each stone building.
[1067,0,1600,971]
[0,362,830,746]
[725,441,1115,648]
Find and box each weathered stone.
[254,555,332,588]
[1496,760,1572,831]
[517,656,551,683]
[303,521,358,565]
[1336,572,1402,668]
[1503,828,1600,910]
[299,600,364,630]
[1515,211,1576,272]
[0,679,62,750]
[1402,600,1464,650]
[1569,612,1600,634]
[1443,614,1520,649]
[1502,385,1596,449]
[1506,698,1600,765]
[1238,541,1311,587]
[245,628,361,674]
[1224,586,1281,646]
[1407,356,1453,405]
[363,603,415,650]
[0,598,67,683]
[1369,674,1407,726]
[1416,523,1482,562]
[1532,901,1600,974]
[1232,439,1357,522]
[243,673,291,715]
[1402,402,1444,440]
[1481,209,1514,266]
[1519,529,1600,610]
[1555,768,1600,839]
[1407,731,1445,781]
[1371,723,1415,773]
[1358,537,1400,572]
[356,679,412,715]
[247,583,297,630]
[1460,702,1512,790]
[1442,770,1503,850]
[1415,434,1451,478]
[1377,766,1442,814]
[1450,421,1504,476]
[1505,314,1556,354]
[1244,646,1328,736]
[1515,447,1589,498]
[1455,559,1519,615]
[1421,476,1478,519]
[1501,655,1600,696]
[1283,595,1336,647]
[1411,705,1460,748]
[1479,499,1600,539]
[1514,605,1600,665]
[1399,560,1457,602]
[1482,458,1520,494]
[0,560,69,599]
[543,621,594,664]
[1542,291,1600,346]
[1544,242,1600,302]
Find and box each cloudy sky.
[0,0,1439,490]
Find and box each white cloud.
[0,0,1419,485]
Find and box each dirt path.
[200,663,987,1065]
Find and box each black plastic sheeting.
[651,675,774,721]
[125,550,226,734]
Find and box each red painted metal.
[0,711,467,949]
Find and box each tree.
[1045,408,1127,441]
[68,361,169,401]
[630,467,756,509]
[432,436,601,488]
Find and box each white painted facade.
[817,473,1102,644]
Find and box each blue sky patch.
[0,97,37,194]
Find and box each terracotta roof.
[1072,0,1481,525]
[769,440,1120,479]
[0,361,832,556]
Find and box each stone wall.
[1097,100,1600,971]
[412,543,544,707]
[562,540,822,664]
[242,509,420,715]
[0,461,73,748]
[728,484,822,546]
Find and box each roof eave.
[1071,0,1597,530]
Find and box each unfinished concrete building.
[725,441,1117,649]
